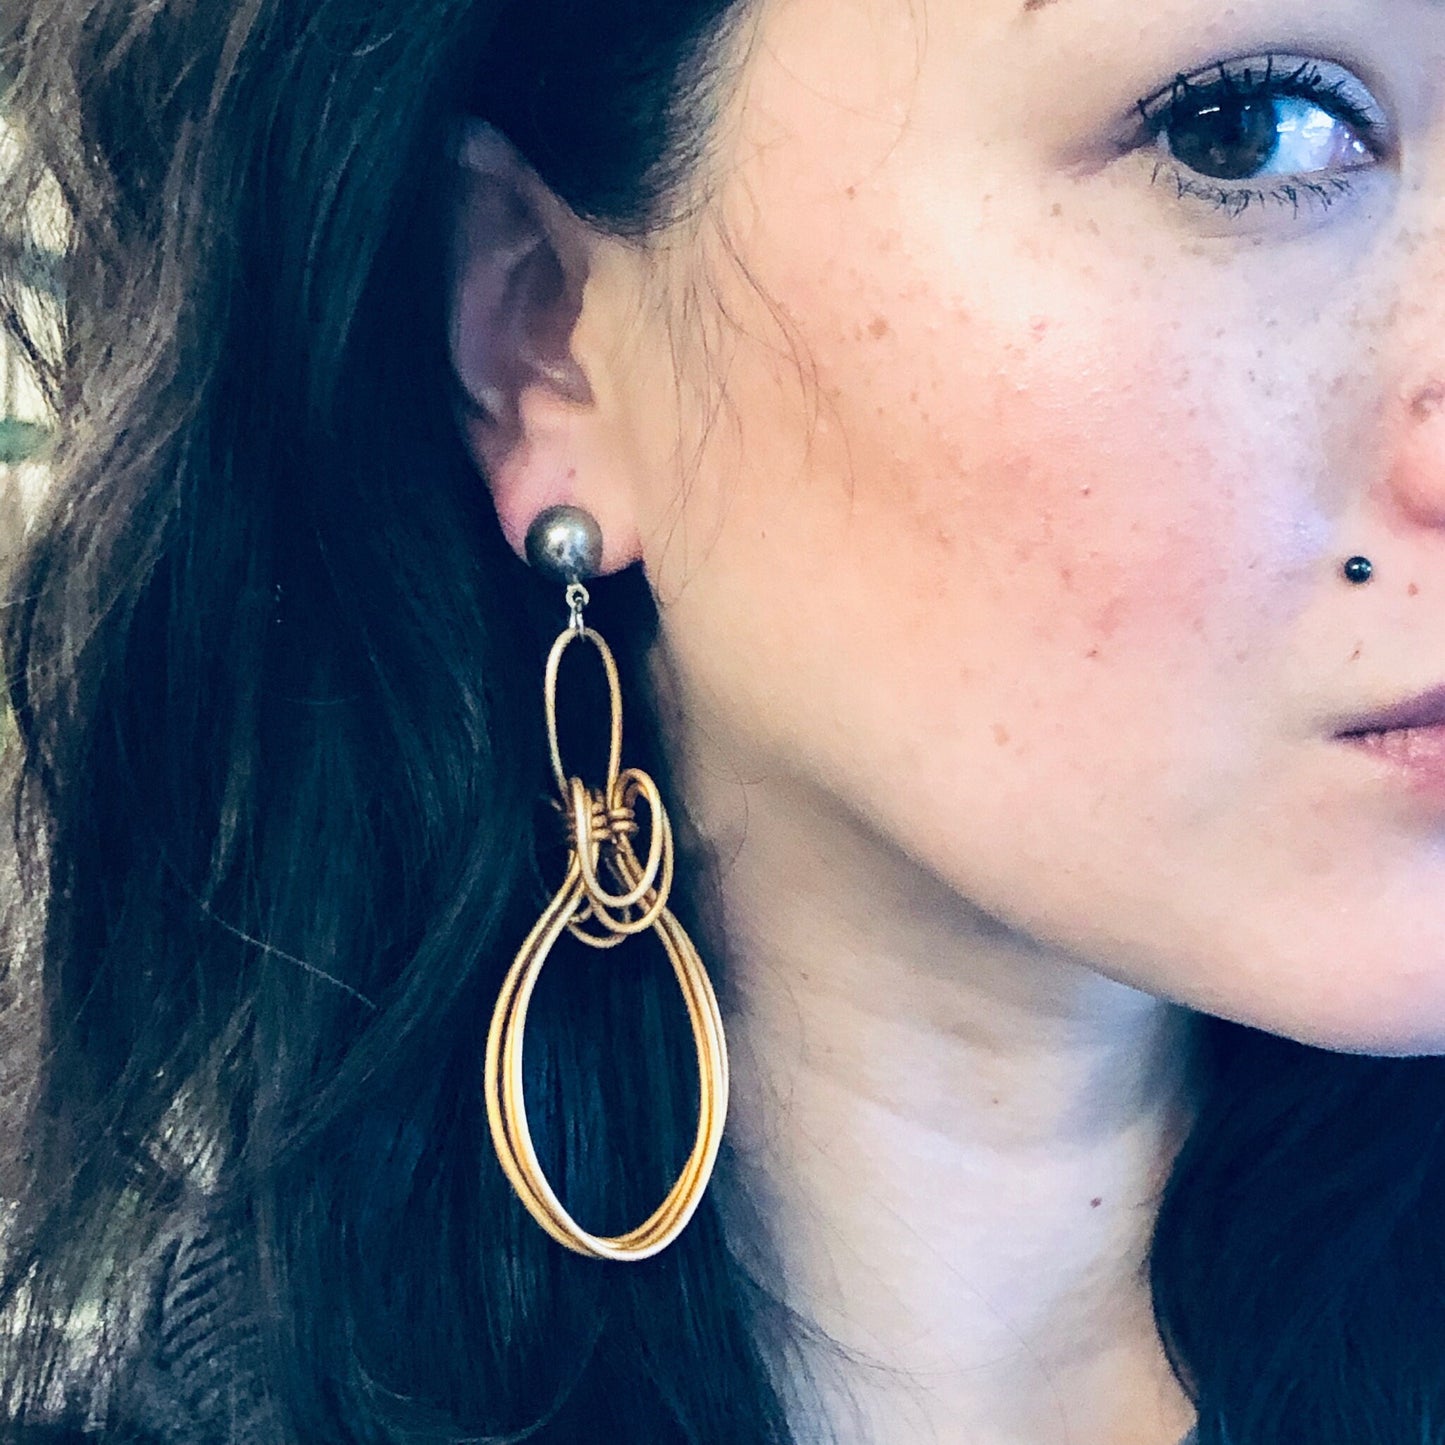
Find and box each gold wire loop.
[544,626,621,802]
[571,770,670,916]
[485,614,729,1261]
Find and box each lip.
[1336,724,1445,804]
[1334,683,1445,738]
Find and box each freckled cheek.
[824,325,1265,671]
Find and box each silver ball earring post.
[525,505,604,632]
[525,505,604,586]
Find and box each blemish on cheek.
[868,315,891,340]
[1409,383,1445,421]
[1409,582,1420,596]
[1090,1197,1103,1208]
[1093,594,1128,639]
[1349,643,1364,662]
[992,724,1011,747]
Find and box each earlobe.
[447,120,642,575]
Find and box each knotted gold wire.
[483,621,729,1260]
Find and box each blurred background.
[0,110,61,543]
[0,106,62,1196]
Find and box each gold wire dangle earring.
[484,504,730,1261]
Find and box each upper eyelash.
[1129,53,1385,217]
[1136,55,1384,150]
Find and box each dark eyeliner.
[1136,56,1382,147]
[1130,53,1387,219]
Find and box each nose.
[1383,379,1445,529]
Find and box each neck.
[679,756,1200,1445]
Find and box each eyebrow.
[1022,0,1064,10]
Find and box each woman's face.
[596,0,1445,1052]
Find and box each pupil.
[1169,97,1280,180]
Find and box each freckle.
[1059,566,1074,588]
[909,390,919,404]
[992,724,1010,747]
[1411,384,1445,420]
[1095,595,1127,638]
[1050,202,1063,217]
[1409,582,1420,596]
[845,185,857,200]
[1090,1197,1103,1208]
[1349,643,1363,661]
[869,315,891,339]
[1078,485,1092,498]
[1085,647,1101,660]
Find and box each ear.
[447,120,644,574]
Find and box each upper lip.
[1336,683,1445,736]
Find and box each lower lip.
[1338,724,1445,799]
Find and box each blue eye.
[1137,57,1384,210]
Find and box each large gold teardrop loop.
[484,616,729,1261]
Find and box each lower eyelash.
[1150,158,1362,218]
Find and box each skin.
[448,0,1445,1438]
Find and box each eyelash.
[1134,56,1385,219]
